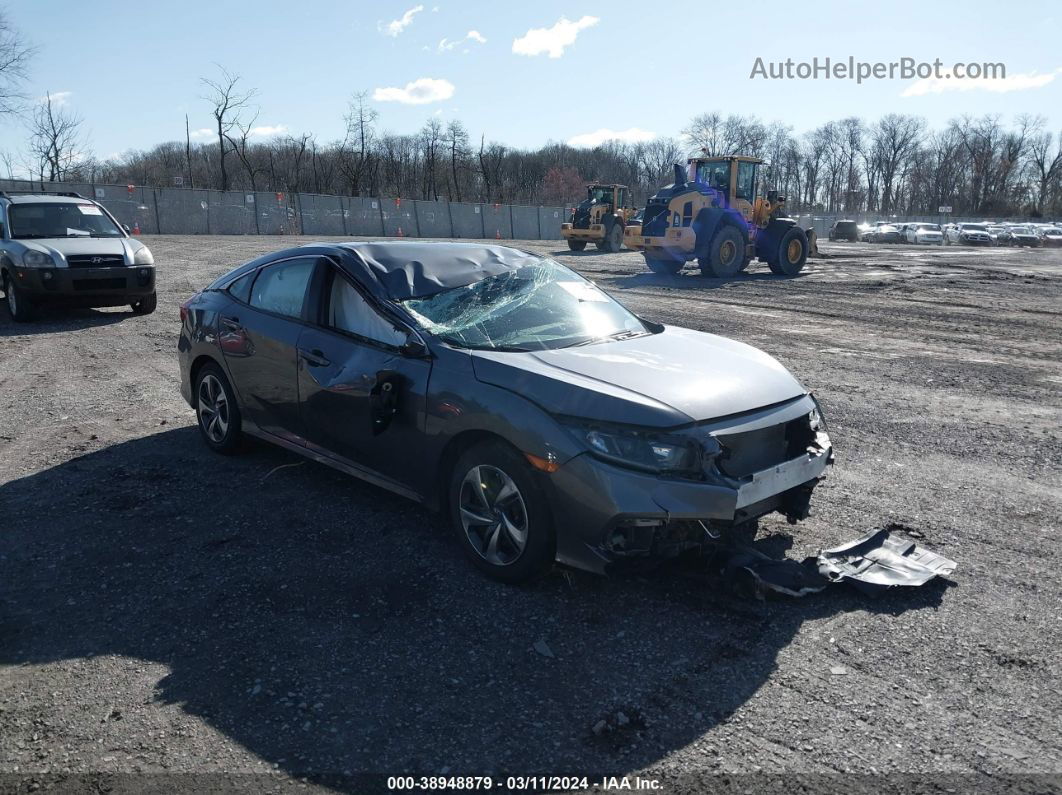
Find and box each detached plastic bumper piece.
[815,528,957,595]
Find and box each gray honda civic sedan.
[178,241,833,582]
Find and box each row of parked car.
[828,219,1062,247]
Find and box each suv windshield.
[401,258,649,351]
[8,202,124,239]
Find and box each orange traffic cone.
[495,229,501,240]
[397,226,404,237]
[132,222,141,236]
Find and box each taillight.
[180,293,199,324]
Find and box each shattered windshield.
[401,258,649,351]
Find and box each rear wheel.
[767,227,809,276]
[644,255,683,275]
[603,223,623,253]
[131,291,157,315]
[567,239,587,251]
[3,273,35,322]
[449,440,554,584]
[699,225,745,278]
[195,363,243,454]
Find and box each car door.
[219,255,319,440]
[297,265,433,488]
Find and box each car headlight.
[564,421,703,474]
[22,250,55,267]
[133,247,154,265]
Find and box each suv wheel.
[195,363,242,454]
[449,440,554,583]
[3,273,35,322]
[131,291,157,315]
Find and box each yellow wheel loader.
[560,184,637,253]
[625,156,817,277]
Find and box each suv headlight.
[133,247,154,265]
[22,250,55,267]
[564,421,704,474]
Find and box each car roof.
[214,240,544,302]
[1,193,96,205]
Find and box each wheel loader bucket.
[805,227,819,258]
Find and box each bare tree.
[28,92,85,182]
[200,66,257,191]
[337,92,378,196]
[0,9,35,119]
[444,119,470,202]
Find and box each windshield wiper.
[437,336,533,353]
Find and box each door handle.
[298,347,331,367]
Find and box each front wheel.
[603,223,623,253]
[449,440,554,584]
[644,255,683,275]
[131,291,157,315]
[3,274,36,322]
[766,227,809,276]
[567,239,587,251]
[699,225,745,278]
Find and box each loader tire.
[644,255,683,275]
[766,227,809,276]
[567,239,587,251]
[602,223,623,253]
[699,225,745,278]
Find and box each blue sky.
[1,0,1060,167]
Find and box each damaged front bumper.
[546,397,834,575]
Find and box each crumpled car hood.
[470,326,806,427]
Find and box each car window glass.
[328,274,406,346]
[249,258,315,319]
[227,271,256,303]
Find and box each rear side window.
[249,258,315,319]
[227,271,256,303]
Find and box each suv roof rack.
[0,190,87,200]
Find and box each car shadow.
[0,427,947,786]
[0,303,133,336]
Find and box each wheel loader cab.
[631,154,812,279]
[560,183,634,253]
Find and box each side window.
[736,161,756,200]
[227,271,256,304]
[249,258,315,319]
[328,274,407,347]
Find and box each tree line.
[3,46,1061,217]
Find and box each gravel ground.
[1,236,1061,793]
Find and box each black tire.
[3,273,35,322]
[131,291,157,315]
[644,255,683,275]
[567,239,587,251]
[767,227,809,276]
[698,225,745,278]
[603,222,623,253]
[194,362,243,454]
[449,440,554,584]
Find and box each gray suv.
[0,191,156,321]
[178,241,834,583]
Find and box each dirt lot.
[2,236,1061,792]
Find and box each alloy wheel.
[459,465,529,566]
[197,373,230,444]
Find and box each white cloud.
[38,91,73,106]
[901,67,1062,97]
[247,124,288,138]
[373,77,455,105]
[379,5,424,37]
[567,127,656,148]
[188,128,214,140]
[512,16,598,58]
[438,30,487,52]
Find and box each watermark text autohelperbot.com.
[750,57,1005,83]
